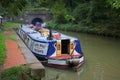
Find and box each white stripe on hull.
[48,57,84,66]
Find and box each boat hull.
[47,56,84,70]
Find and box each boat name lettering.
[35,43,46,49]
[34,49,44,53]
[33,42,48,55]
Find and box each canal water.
[42,31,120,80]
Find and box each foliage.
[37,0,75,23]
[3,22,22,28]
[107,0,120,9]
[51,0,67,23]
[0,0,28,16]
[0,67,33,80]
[1,0,119,37]
[0,22,21,65]
[48,20,120,38]
[73,2,91,25]
[28,0,120,37]
[29,0,40,8]
[47,20,72,31]
[65,14,75,22]
[0,31,6,65]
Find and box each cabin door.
[61,39,70,54]
[56,40,61,56]
[70,40,75,55]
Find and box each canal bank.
[47,21,120,38]
[1,28,45,80]
[14,29,45,79]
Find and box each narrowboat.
[17,24,84,70]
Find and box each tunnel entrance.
[31,18,43,26]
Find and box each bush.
[47,20,120,38]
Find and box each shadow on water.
[42,31,120,80]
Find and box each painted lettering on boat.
[33,42,49,55]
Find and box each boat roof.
[20,25,78,41]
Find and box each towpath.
[1,29,45,79]
[3,30,26,69]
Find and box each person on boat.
[41,22,46,28]
[35,22,42,31]
[29,24,34,28]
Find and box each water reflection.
[42,31,120,80]
[42,66,85,80]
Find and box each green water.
[42,31,120,80]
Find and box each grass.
[0,31,6,65]
[0,22,19,65]
[3,22,22,28]
[0,22,33,80]
[0,22,37,80]
[0,66,33,80]
[8,35,16,41]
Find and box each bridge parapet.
[5,10,52,24]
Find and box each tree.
[0,0,28,16]
[107,0,120,9]
[37,0,75,23]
